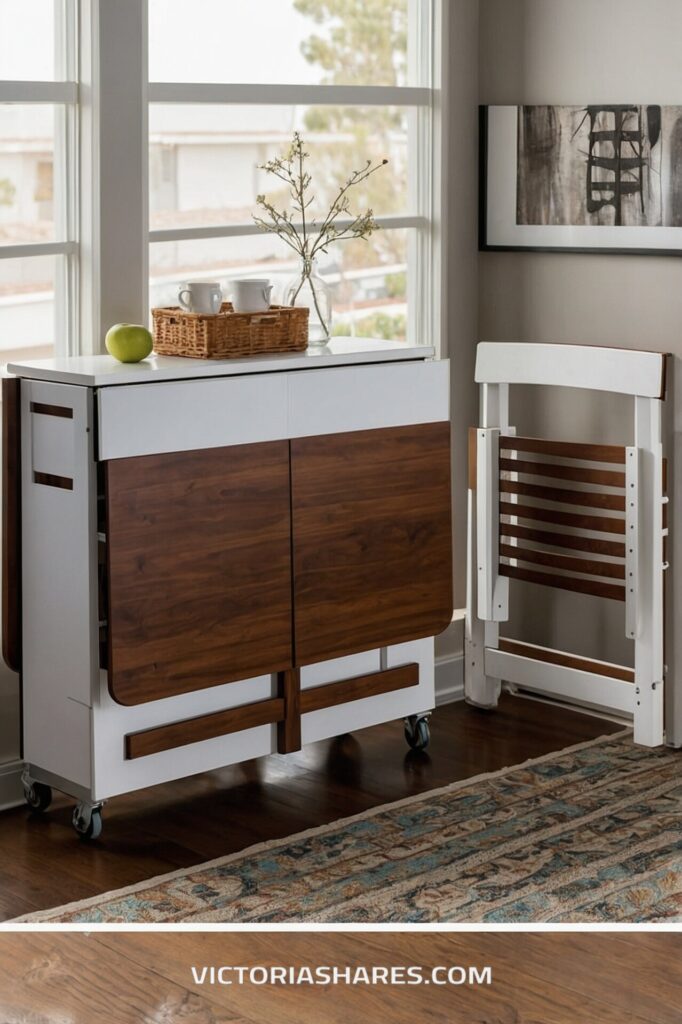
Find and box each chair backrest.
[466,341,669,747]
[475,342,666,398]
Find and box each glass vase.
[284,258,332,346]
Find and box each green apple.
[105,323,153,363]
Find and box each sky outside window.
[0,0,56,79]
[148,0,408,85]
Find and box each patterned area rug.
[16,730,682,923]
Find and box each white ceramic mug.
[231,278,273,313]
[178,281,222,314]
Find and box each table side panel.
[2,377,21,673]
[21,380,98,787]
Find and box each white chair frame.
[465,342,673,747]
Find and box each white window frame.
[80,0,444,355]
[0,0,79,357]
[78,0,148,352]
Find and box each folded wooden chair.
[465,342,673,747]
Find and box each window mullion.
[149,215,425,245]
[52,1,78,356]
[148,82,430,107]
[79,0,148,353]
[407,0,435,348]
[0,81,77,103]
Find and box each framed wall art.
[480,104,682,254]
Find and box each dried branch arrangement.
[252,132,388,339]
[253,132,387,265]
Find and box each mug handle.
[178,289,192,311]
[262,284,273,307]
[210,288,222,314]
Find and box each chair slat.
[500,563,626,601]
[500,435,626,464]
[499,542,625,579]
[499,457,625,488]
[498,638,634,682]
[500,522,626,558]
[500,500,626,535]
[499,479,626,511]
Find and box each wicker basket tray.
[152,302,309,359]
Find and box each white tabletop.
[8,337,434,388]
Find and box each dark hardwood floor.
[0,931,679,1024]
[0,695,621,920]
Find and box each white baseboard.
[435,652,464,706]
[0,758,24,812]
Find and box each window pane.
[149,0,410,86]
[150,104,408,230]
[0,0,56,80]
[329,228,408,341]
[0,105,56,244]
[150,228,409,341]
[0,255,56,363]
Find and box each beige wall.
[477,0,682,668]
[445,0,480,608]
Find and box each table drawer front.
[288,360,449,438]
[98,360,449,460]
[98,373,288,460]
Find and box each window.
[148,0,438,346]
[0,2,441,359]
[0,0,78,364]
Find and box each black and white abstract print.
[516,105,682,228]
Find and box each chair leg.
[464,487,501,708]
[465,620,501,708]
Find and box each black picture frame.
[478,104,682,256]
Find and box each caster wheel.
[72,805,103,840]
[24,781,52,813]
[404,715,430,751]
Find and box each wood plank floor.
[0,695,621,920]
[0,931,678,1024]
